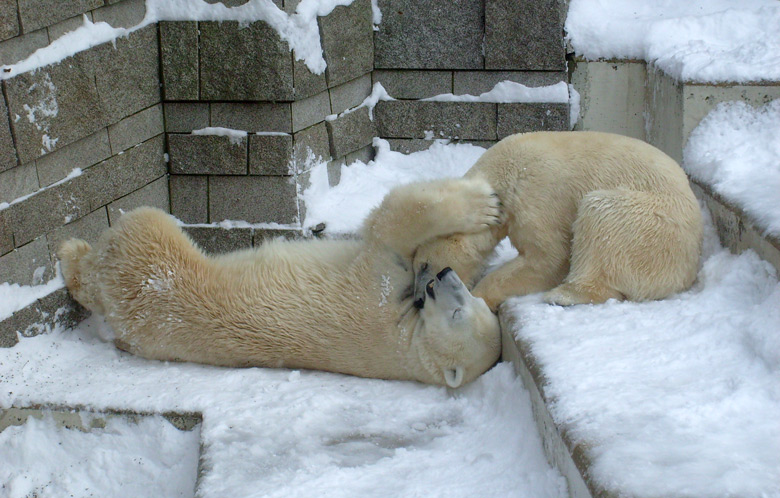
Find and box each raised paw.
[543,283,624,306]
[440,179,503,234]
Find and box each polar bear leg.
[363,178,502,258]
[59,238,104,314]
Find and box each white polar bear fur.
[58,178,502,387]
[414,131,703,310]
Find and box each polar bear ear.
[444,366,465,388]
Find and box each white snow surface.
[566,0,780,83]
[192,127,248,145]
[505,212,780,497]
[423,81,570,104]
[684,99,780,236]
[0,275,64,322]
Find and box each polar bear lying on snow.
[415,131,703,310]
[59,179,502,388]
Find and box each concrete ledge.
[0,287,88,347]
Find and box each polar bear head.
[412,267,501,388]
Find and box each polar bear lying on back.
[58,179,502,388]
[415,131,703,310]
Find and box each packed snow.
[566,0,780,83]
[505,210,780,497]
[683,99,780,237]
[0,275,63,322]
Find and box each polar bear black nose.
[436,267,453,280]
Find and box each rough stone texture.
[249,134,293,175]
[0,1,19,42]
[200,21,294,101]
[0,211,13,256]
[35,129,111,187]
[5,174,91,247]
[183,226,253,255]
[319,0,373,87]
[0,28,48,66]
[107,105,163,154]
[17,0,102,34]
[454,71,568,95]
[345,144,374,165]
[46,207,109,261]
[372,70,452,99]
[292,90,331,132]
[84,135,166,211]
[374,101,497,140]
[208,175,298,224]
[168,134,248,175]
[47,13,92,42]
[0,163,39,205]
[497,103,569,139]
[0,236,52,285]
[326,107,377,158]
[160,22,199,101]
[107,176,170,225]
[170,175,208,224]
[0,96,17,173]
[211,103,292,133]
[293,56,327,100]
[92,25,160,124]
[92,0,146,29]
[387,138,496,154]
[374,0,483,69]
[293,122,331,172]
[163,103,209,133]
[485,0,565,71]
[4,51,107,164]
[0,287,88,346]
[329,74,372,114]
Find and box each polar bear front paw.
[440,179,503,234]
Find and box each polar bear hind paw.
[446,179,503,233]
[543,282,624,306]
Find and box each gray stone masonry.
[292,90,331,132]
[454,71,568,95]
[92,0,147,29]
[208,175,298,224]
[168,134,248,175]
[35,129,111,188]
[373,70,452,99]
[210,103,292,133]
[374,0,483,69]
[0,236,53,286]
[163,103,210,133]
[497,103,569,139]
[485,0,565,71]
[0,90,18,172]
[374,101,497,140]
[108,104,164,155]
[294,57,328,101]
[329,74,372,115]
[48,13,93,43]
[0,28,48,66]
[17,0,102,34]
[386,139,497,154]
[46,206,109,263]
[183,226,253,255]
[293,122,331,172]
[319,0,373,87]
[0,211,13,256]
[326,107,377,159]
[107,176,169,225]
[0,288,88,348]
[0,1,19,42]
[169,175,208,224]
[249,134,293,175]
[0,162,38,205]
[160,22,199,101]
[200,21,293,101]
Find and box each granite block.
[183,226,253,255]
[485,0,565,70]
[0,210,13,256]
[292,90,330,132]
[160,21,199,101]
[0,28,48,66]
[293,122,330,173]
[108,104,164,154]
[454,71,568,95]
[47,13,92,42]
[374,101,497,140]
[107,176,169,225]
[374,0,483,69]
[200,20,294,101]
[0,94,17,173]
[84,135,166,210]
[329,74,372,114]
[210,103,292,133]
[92,0,146,29]
[169,175,208,224]
[35,129,111,187]
[163,103,209,133]
[93,25,160,124]
[17,0,101,34]
[497,103,569,139]
[208,175,298,224]
[249,134,293,175]
[0,1,19,42]
[4,50,107,164]
[319,0,373,87]
[168,134,248,175]
[0,236,52,285]
[46,206,109,261]
[0,162,39,205]
[326,106,376,158]
[293,55,327,100]
[345,144,374,165]
[372,70,452,99]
